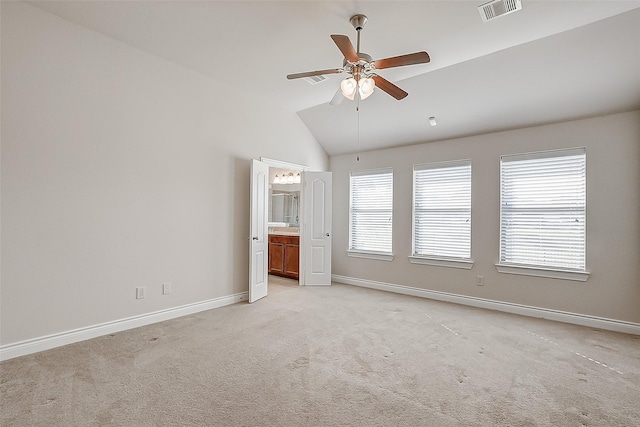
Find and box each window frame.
[409,159,473,270]
[347,168,394,261]
[496,147,589,281]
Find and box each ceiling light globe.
[359,77,375,100]
[340,78,357,100]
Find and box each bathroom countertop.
[269,227,300,236]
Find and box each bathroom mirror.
[270,190,300,227]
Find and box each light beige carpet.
[2,276,639,426]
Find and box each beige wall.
[330,111,640,324]
[0,2,327,345]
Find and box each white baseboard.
[332,274,640,336]
[0,292,249,361]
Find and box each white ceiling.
[27,1,640,156]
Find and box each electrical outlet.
[162,283,172,295]
[136,287,146,299]
[476,276,485,286]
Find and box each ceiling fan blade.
[371,75,408,100]
[373,51,430,70]
[330,34,359,63]
[329,88,344,105]
[287,69,342,80]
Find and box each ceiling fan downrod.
[349,14,368,54]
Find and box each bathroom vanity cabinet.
[268,234,299,279]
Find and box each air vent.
[304,75,327,85]
[479,0,522,22]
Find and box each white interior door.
[301,172,332,286]
[249,159,269,302]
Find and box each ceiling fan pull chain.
[356,100,361,161]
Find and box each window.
[410,160,472,269]
[498,148,588,281]
[348,169,393,260]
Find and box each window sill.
[409,256,473,270]
[495,263,590,282]
[347,250,395,262]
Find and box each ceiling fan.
[286,14,430,103]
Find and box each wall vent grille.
[304,75,327,85]
[479,0,522,22]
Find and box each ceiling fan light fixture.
[340,77,357,100]
[359,77,375,100]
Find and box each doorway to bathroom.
[263,159,307,285]
[248,157,332,303]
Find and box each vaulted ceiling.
[27,1,640,156]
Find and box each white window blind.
[349,169,393,253]
[500,148,586,271]
[413,160,472,260]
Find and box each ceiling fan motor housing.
[343,52,373,66]
[343,53,374,81]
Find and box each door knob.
[252,236,258,240]
[326,233,330,237]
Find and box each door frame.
[260,158,309,287]
[260,157,310,174]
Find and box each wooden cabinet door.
[269,241,285,274]
[284,242,299,279]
